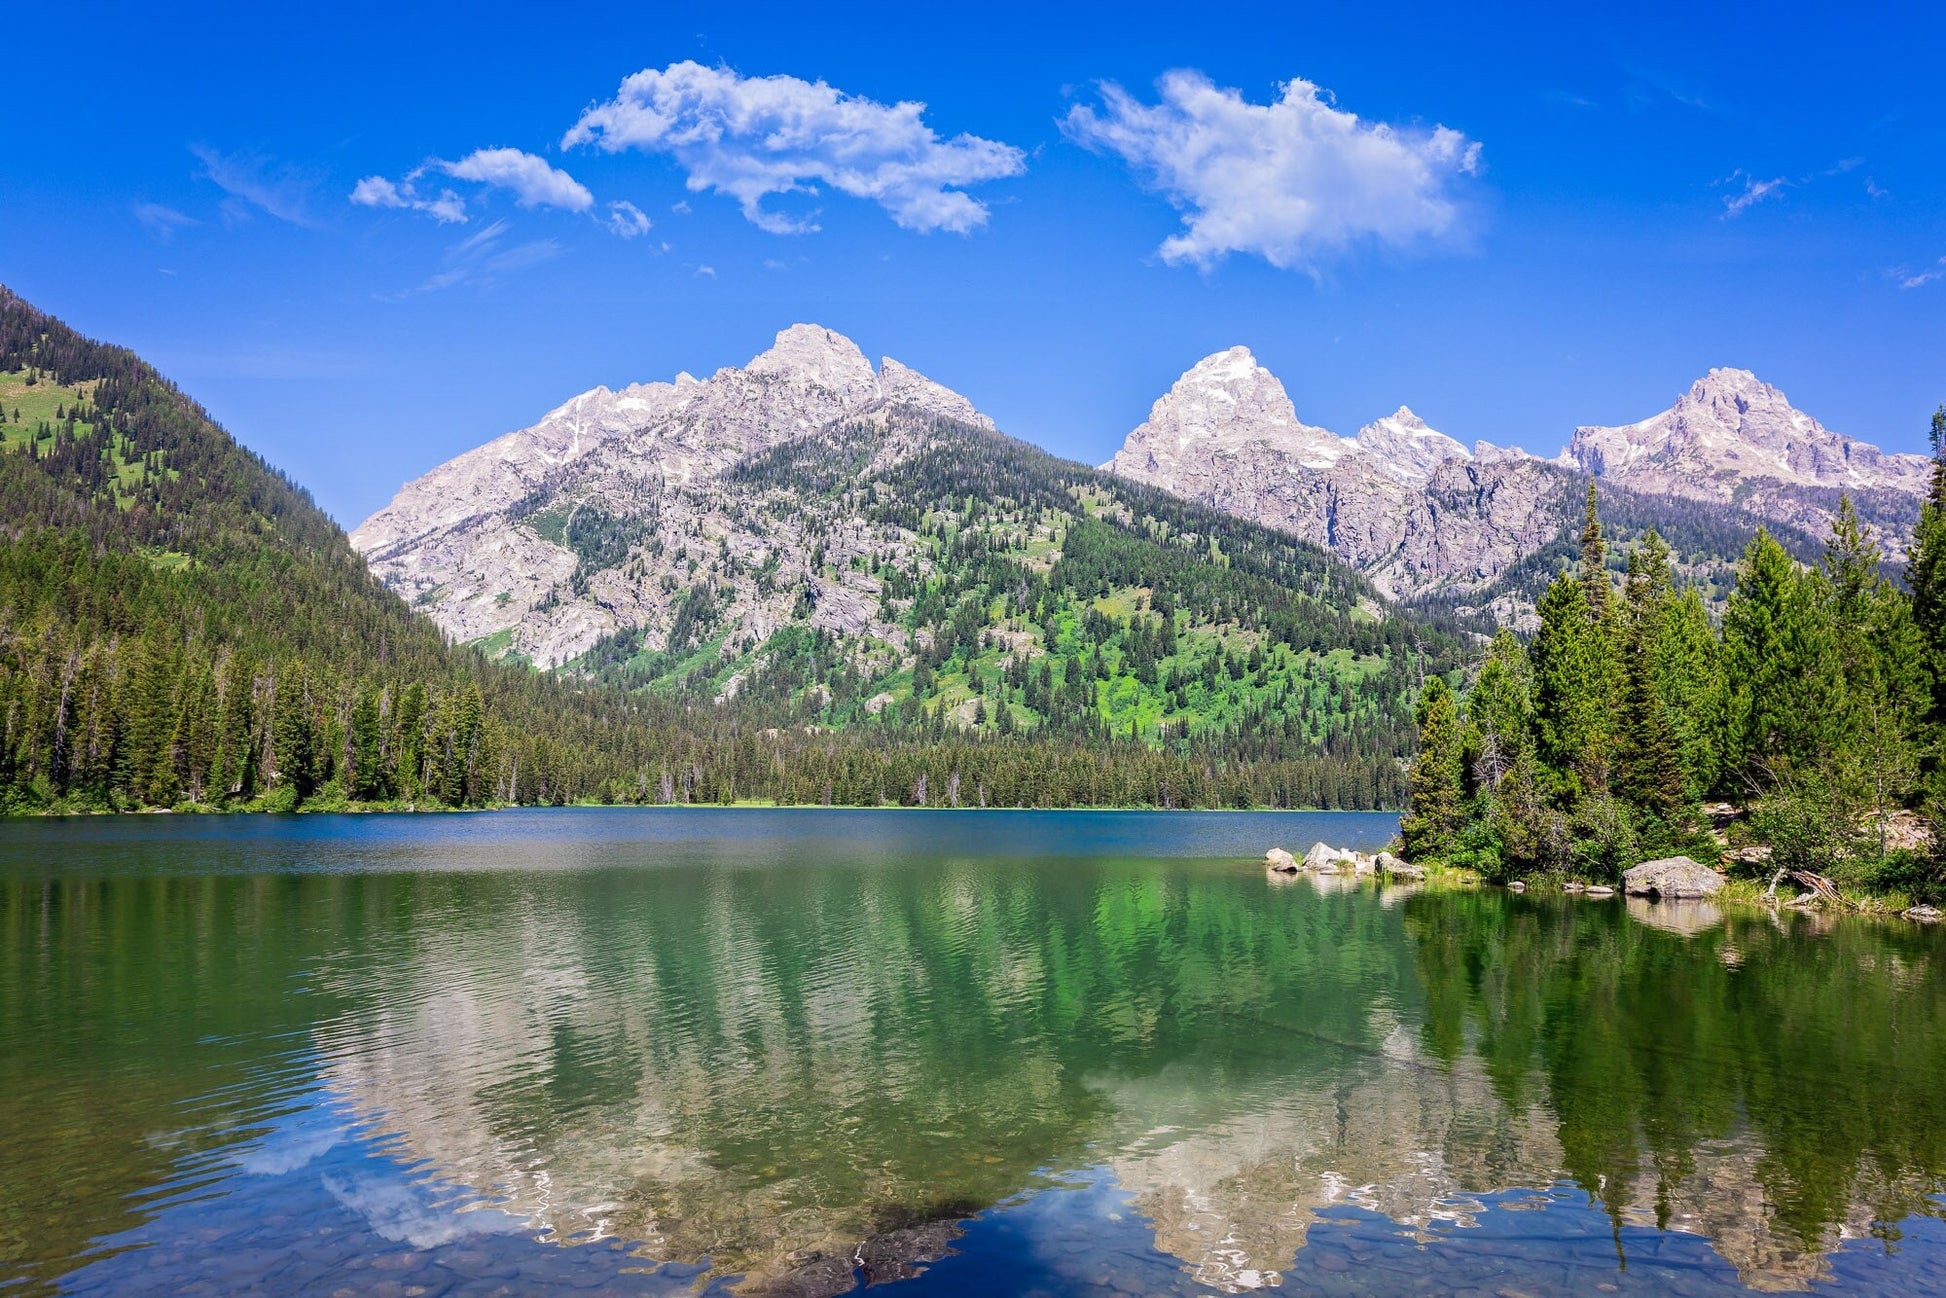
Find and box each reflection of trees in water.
[1404,891,1946,1289]
[35,863,1934,1295]
[314,860,1418,1291]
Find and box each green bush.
[1568,794,1639,885]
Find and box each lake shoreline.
[2,798,1403,818]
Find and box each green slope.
[0,289,1454,811]
[569,413,1465,786]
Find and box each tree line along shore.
[1400,411,1946,912]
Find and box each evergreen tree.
[1906,407,1946,726]
[1465,628,1534,792]
[1656,588,1722,798]
[1578,481,1612,625]
[270,664,315,799]
[1402,676,1464,860]
[1530,575,1609,794]
[1615,533,1686,822]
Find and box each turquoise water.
[3,808,1943,1295]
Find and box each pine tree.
[271,663,315,799]
[1657,588,1722,798]
[1466,629,1533,792]
[1906,407,1946,726]
[1579,481,1612,625]
[350,685,385,801]
[1402,676,1465,861]
[1531,574,1608,795]
[1722,531,1844,783]
[1615,533,1686,821]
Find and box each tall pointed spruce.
[1403,676,1465,861]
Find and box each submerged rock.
[1623,856,1725,899]
[1585,885,1616,898]
[1264,848,1298,873]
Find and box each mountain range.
[357,326,1926,671]
[1104,348,1927,607]
[0,288,1435,811]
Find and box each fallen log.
[1785,870,1848,908]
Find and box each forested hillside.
[571,412,1462,801]
[0,289,1444,812]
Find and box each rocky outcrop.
[1623,856,1725,899]
[1375,852,1424,881]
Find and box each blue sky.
[5,1,1943,526]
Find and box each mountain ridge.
[1102,348,1928,602]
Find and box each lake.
[3,808,1944,1295]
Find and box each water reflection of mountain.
[310,864,1946,1294]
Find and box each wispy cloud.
[563,61,1025,234]
[1621,67,1715,114]
[1898,256,1946,290]
[603,200,652,238]
[133,202,200,241]
[191,145,319,227]
[1720,170,1786,217]
[351,174,468,223]
[1063,70,1482,273]
[396,219,563,295]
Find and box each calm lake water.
[4,809,1945,1296]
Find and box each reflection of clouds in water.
[300,862,1946,1296]
[323,1172,528,1248]
[232,1106,346,1176]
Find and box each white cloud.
[1900,256,1946,290]
[1063,71,1481,272]
[562,61,1025,234]
[191,145,319,227]
[1721,170,1786,217]
[133,203,200,241]
[350,174,468,223]
[439,148,593,211]
[390,219,563,295]
[604,200,652,238]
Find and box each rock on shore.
[1623,856,1725,899]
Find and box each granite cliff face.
[352,326,985,668]
[1102,347,1571,600]
[359,333,1923,671]
[1103,352,1928,602]
[1566,367,1930,546]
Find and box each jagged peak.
[1178,345,1266,386]
[745,323,878,397]
[1355,406,1470,485]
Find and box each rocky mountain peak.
[1113,346,1350,469]
[745,324,879,404]
[1355,406,1471,485]
[1567,368,1929,499]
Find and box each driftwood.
[1764,868,1849,908]
[1791,870,1848,907]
